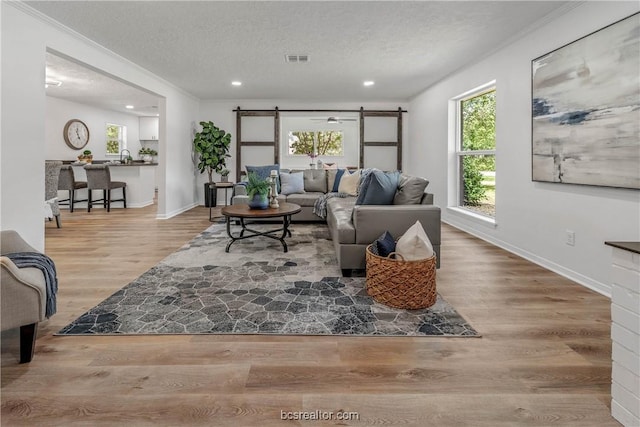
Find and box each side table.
[209,181,235,221]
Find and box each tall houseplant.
[194,121,231,207]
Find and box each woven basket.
[365,244,437,310]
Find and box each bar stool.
[58,165,87,213]
[45,161,62,227]
[84,164,127,212]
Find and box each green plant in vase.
[193,121,231,207]
[245,172,270,209]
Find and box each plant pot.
[248,193,269,210]
[204,183,217,207]
[221,176,229,182]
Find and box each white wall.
[1,3,199,249]
[45,97,142,160]
[408,2,640,296]
[197,100,408,205]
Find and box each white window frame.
[105,123,127,156]
[286,130,345,158]
[449,80,496,225]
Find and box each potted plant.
[245,172,271,209]
[139,147,157,163]
[78,149,93,163]
[193,121,231,207]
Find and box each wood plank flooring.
[1,204,618,426]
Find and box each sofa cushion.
[280,171,305,195]
[286,192,324,207]
[338,169,360,196]
[246,164,280,192]
[303,169,327,193]
[393,175,429,205]
[326,197,356,244]
[395,220,434,261]
[356,170,400,205]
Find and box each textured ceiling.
[28,1,571,102]
[46,52,161,116]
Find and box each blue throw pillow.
[356,170,400,205]
[332,169,346,192]
[375,231,396,257]
[246,164,280,192]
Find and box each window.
[456,88,496,218]
[106,123,126,155]
[288,131,344,156]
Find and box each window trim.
[286,130,345,158]
[105,123,127,156]
[451,80,496,223]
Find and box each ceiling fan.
[310,116,358,124]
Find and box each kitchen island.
[57,160,157,209]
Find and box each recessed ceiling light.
[363,81,375,87]
[231,81,242,86]
[125,105,134,109]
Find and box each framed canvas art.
[531,13,639,190]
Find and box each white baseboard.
[156,203,198,220]
[443,218,611,298]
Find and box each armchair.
[0,230,47,363]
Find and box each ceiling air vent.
[285,54,310,63]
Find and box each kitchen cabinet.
[139,116,159,141]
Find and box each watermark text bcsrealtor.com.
[280,410,360,421]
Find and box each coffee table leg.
[225,216,234,252]
[239,218,246,237]
[286,215,292,237]
[279,215,289,252]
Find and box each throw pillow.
[303,169,328,193]
[395,220,434,261]
[280,172,305,195]
[246,164,280,192]
[375,231,396,258]
[338,169,360,196]
[323,163,337,169]
[393,175,429,205]
[330,169,346,192]
[356,170,400,205]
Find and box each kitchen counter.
[60,160,158,167]
[53,160,157,208]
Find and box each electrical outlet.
[566,230,575,246]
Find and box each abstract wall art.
[532,13,639,190]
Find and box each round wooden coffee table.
[220,202,302,253]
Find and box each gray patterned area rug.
[58,222,478,337]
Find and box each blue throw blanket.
[6,252,58,318]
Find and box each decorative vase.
[221,176,228,182]
[248,193,269,209]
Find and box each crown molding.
[6,0,199,102]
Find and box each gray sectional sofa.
[232,168,441,276]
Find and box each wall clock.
[63,119,90,150]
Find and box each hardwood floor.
[1,204,618,426]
